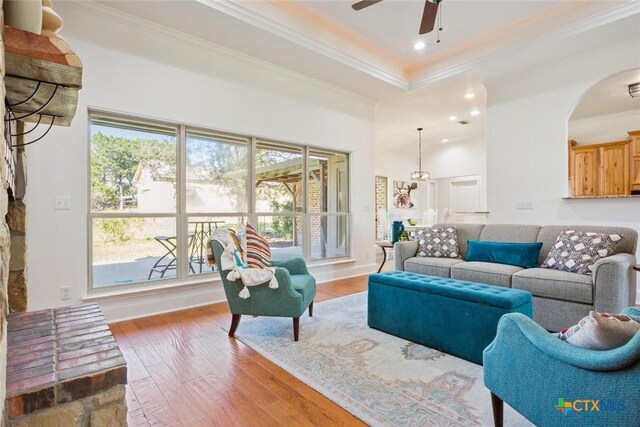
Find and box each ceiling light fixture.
[470,109,480,116]
[464,93,475,100]
[442,138,449,143]
[630,82,640,98]
[414,41,426,50]
[411,127,430,182]
[448,116,457,121]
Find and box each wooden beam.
[4,26,82,87]
[5,76,77,126]
[4,26,83,127]
[283,183,296,197]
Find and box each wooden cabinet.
[630,131,640,193]
[571,146,598,197]
[598,142,630,196]
[569,140,631,197]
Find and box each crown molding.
[61,0,379,106]
[197,0,408,90]
[409,1,640,90]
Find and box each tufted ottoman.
[368,271,532,364]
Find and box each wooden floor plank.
[111,275,369,426]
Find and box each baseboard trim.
[102,262,378,323]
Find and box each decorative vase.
[4,0,43,34]
[391,221,404,244]
[41,0,63,38]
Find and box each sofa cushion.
[466,240,543,268]
[512,268,593,304]
[416,226,462,258]
[404,257,465,277]
[450,262,523,288]
[479,224,541,243]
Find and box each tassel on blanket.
[238,286,250,299]
[269,277,278,289]
[227,269,241,281]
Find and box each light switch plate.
[516,200,533,210]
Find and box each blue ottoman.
[368,271,533,364]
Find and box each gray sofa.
[394,223,638,331]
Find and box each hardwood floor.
[110,275,369,427]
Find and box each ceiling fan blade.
[352,0,383,11]
[419,0,439,34]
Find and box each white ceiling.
[82,0,640,154]
[284,0,562,67]
[571,68,640,120]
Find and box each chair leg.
[293,317,300,341]
[228,314,241,337]
[490,393,504,427]
[309,301,314,317]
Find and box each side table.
[375,241,395,273]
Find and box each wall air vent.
[458,120,471,125]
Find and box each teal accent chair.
[212,241,316,341]
[483,307,640,427]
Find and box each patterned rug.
[230,292,532,426]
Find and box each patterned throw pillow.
[558,311,640,350]
[245,224,272,269]
[416,226,461,258]
[542,230,622,275]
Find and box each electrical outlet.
[516,200,533,210]
[55,197,71,210]
[60,286,71,300]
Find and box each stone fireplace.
[1,4,128,425]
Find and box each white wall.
[374,137,487,225]
[424,137,486,180]
[569,109,640,145]
[25,3,377,321]
[374,153,428,221]
[486,32,640,259]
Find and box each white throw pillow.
[558,311,640,350]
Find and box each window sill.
[84,258,357,301]
[307,257,357,268]
[83,275,221,302]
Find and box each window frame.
[87,109,351,294]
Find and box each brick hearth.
[5,303,127,426]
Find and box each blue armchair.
[483,307,640,426]
[212,241,316,341]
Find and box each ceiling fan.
[352,0,443,35]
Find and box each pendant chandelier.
[410,127,430,181]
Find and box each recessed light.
[448,116,457,121]
[464,93,475,100]
[470,109,480,116]
[414,41,426,50]
[442,138,449,143]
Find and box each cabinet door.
[631,135,640,192]
[571,148,598,197]
[599,144,630,196]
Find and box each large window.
[89,113,350,291]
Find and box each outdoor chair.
[211,240,316,341]
[148,234,196,279]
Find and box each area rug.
[228,292,532,426]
